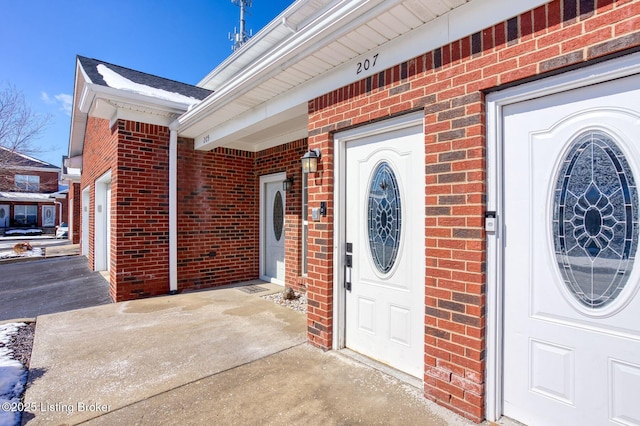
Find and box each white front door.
[261,174,286,284]
[502,72,640,425]
[0,205,9,228]
[42,205,55,227]
[343,116,425,378]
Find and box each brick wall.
[113,120,170,300]
[176,137,308,292]
[306,0,640,421]
[0,169,59,193]
[81,117,117,297]
[176,139,257,290]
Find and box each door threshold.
[337,348,422,389]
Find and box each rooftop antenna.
[229,0,253,51]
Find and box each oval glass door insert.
[368,162,401,274]
[273,190,284,241]
[553,130,638,309]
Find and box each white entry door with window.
[502,71,640,425]
[42,205,55,227]
[0,205,9,228]
[341,114,425,378]
[260,173,286,284]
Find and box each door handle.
[345,242,353,291]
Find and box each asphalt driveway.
[0,256,111,321]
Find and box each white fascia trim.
[179,0,394,132]
[198,0,351,88]
[90,85,190,116]
[61,173,81,183]
[4,166,60,173]
[183,0,547,148]
[195,102,308,151]
[65,155,83,169]
[212,128,309,152]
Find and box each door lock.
[344,242,353,291]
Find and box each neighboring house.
[61,155,81,243]
[0,146,64,232]
[67,1,640,424]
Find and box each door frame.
[259,172,287,284]
[81,186,90,256]
[332,111,424,351]
[94,171,112,272]
[485,52,640,422]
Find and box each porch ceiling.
[178,0,469,152]
[177,0,547,152]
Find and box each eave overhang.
[68,58,197,166]
[178,0,548,152]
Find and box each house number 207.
[356,53,379,75]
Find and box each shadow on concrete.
[0,256,112,321]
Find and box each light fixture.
[283,176,294,191]
[301,148,321,174]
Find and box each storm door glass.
[553,130,639,308]
[368,162,401,274]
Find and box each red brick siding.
[176,138,307,292]
[113,120,170,300]
[307,0,639,421]
[176,139,257,290]
[0,169,59,193]
[69,182,81,244]
[80,116,117,285]
[255,139,308,290]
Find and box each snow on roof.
[0,323,28,426]
[0,192,56,202]
[97,64,203,106]
[0,146,59,170]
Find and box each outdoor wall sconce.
[301,148,321,174]
[283,176,294,191]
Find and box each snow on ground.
[0,323,27,426]
[0,247,43,260]
[3,230,42,236]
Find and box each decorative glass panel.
[368,162,401,274]
[273,190,284,241]
[553,130,638,309]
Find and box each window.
[553,130,638,309]
[302,170,309,275]
[14,205,37,226]
[15,175,40,191]
[368,162,402,274]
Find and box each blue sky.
[0,0,293,167]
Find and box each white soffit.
[181,0,549,151]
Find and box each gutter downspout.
[54,201,63,227]
[168,122,179,294]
